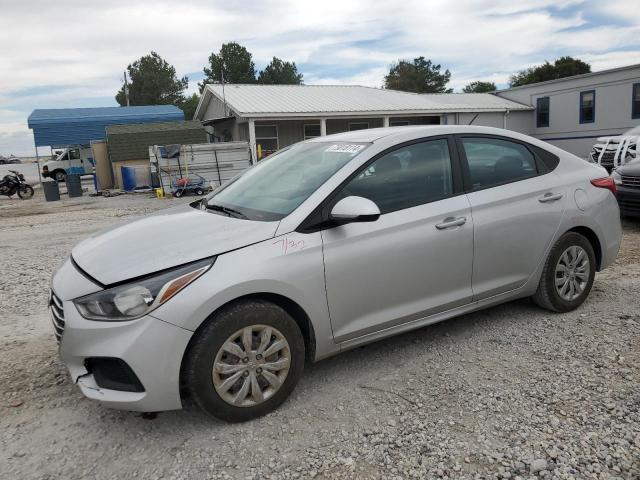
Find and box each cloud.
[1,0,639,155]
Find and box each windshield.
[205,141,369,221]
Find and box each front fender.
[151,232,339,361]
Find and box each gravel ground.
[1,192,639,480]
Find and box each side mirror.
[330,196,380,223]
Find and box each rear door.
[456,135,566,300]
[321,137,474,342]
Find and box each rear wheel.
[173,189,184,198]
[532,232,596,312]
[17,185,34,199]
[195,187,204,196]
[185,300,305,422]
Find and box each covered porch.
[206,115,441,161]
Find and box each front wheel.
[532,232,596,312]
[173,189,184,198]
[17,185,34,199]
[184,300,305,422]
[53,170,66,182]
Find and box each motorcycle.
[0,170,34,199]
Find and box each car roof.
[307,125,526,144]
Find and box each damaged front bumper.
[51,258,193,412]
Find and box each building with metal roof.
[103,120,207,189]
[194,84,532,160]
[495,63,640,158]
[28,105,184,148]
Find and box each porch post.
[248,118,257,163]
[34,140,42,185]
[320,118,327,136]
[382,116,390,127]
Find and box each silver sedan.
[51,126,621,422]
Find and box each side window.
[339,139,453,215]
[461,137,537,190]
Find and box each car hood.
[72,203,280,285]
[617,159,640,176]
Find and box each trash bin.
[65,174,83,198]
[42,180,60,202]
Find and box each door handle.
[538,192,563,203]
[435,216,467,230]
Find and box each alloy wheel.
[212,324,291,407]
[554,245,590,301]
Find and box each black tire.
[53,170,66,182]
[17,185,34,199]
[195,187,204,196]
[184,300,305,422]
[173,189,183,198]
[532,232,596,312]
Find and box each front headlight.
[611,170,623,186]
[74,257,214,321]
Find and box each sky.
[1,0,639,156]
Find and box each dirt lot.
[1,192,639,480]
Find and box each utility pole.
[123,71,130,106]
[221,70,227,116]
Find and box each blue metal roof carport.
[27,105,184,147]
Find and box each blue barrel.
[121,166,137,191]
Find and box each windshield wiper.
[205,202,248,219]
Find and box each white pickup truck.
[589,127,639,172]
[41,146,95,182]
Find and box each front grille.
[49,290,65,343]
[591,150,614,168]
[621,175,640,189]
[618,194,640,215]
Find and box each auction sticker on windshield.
[325,144,366,155]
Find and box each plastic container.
[42,181,60,202]
[121,166,137,191]
[65,174,83,197]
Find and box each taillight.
[591,177,617,196]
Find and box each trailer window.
[580,90,595,124]
[536,97,549,128]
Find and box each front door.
[67,148,85,175]
[457,135,566,299]
[321,137,474,343]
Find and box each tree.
[384,57,452,93]
[462,81,497,93]
[180,93,200,120]
[115,52,188,106]
[509,56,590,87]
[200,42,257,91]
[258,57,303,84]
